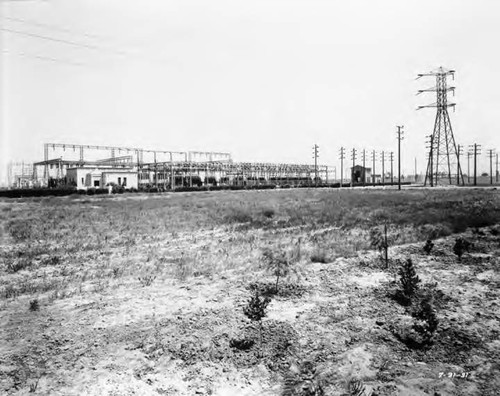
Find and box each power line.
[4,16,105,41]
[1,27,129,55]
[1,26,175,65]
[2,50,86,67]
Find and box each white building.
[66,167,138,189]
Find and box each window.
[123,177,127,186]
[81,177,84,185]
[118,177,122,185]
[94,180,100,187]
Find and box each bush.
[310,249,329,264]
[397,258,420,305]
[423,239,434,255]
[411,293,439,346]
[453,237,472,261]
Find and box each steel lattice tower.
[417,67,464,186]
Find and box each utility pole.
[371,150,377,185]
[425,134,434,187]
[467,151,472,185]
[389,151,394,184]
[313,144,319,186]
[339,147,345,187]
[469,144,481,186]
[362,149,366,186]
[487,149,495,185]
[414,157,417,183]
[381,150,385,186]
[396,125,404,190]
[456,144,463,185]
[497,153,499,183]
[351,148,357,186]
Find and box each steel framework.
[7,161,34,188]
[138,161,331,189]
[417,67,464,186]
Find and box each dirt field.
[1,188,499,395]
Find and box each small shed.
[351,165,372,184]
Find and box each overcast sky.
[1,0,499,184]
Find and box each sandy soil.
[0,196,499,395]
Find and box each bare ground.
[0,190,499,395]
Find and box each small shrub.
[411,293,439,346]
[397,258,420,305]
[138,275,156,287]
[261,208,276,219]
[7,258,32,273]
[282,361,325,396]
[262,246,300,293]
[347,379,371,396]
[370,224,389,268]
[453,237,472,261]
[243,290,270,357]
[310,249,329,264]
[423,239,434,255]
[29,299,40,311]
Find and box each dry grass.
[0,188,499,394]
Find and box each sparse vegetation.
[243,290,271,357]
[397,258,421,306]
[423,239,434,255]
[282,360,325,396]
[138,274,156,287]
[29,299,40,311]
[1,188,499,395]
[453,237,472,261]
[369,224,389,268]
[262,244,301,293]
[347,378,371,396]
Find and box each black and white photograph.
[0,0,499,395]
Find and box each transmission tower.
[417,67,464,186]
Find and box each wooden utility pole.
[381,150,385,186]
[371,150,376,185]
[487,149,495,185]
[469,144,481,186]
[313,144,319,186]
[351,148,357,186]
[397,126,404,190]
[339,147,345,187]
[389,151,394,184]
[362,149,366,186]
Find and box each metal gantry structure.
[138,161,331,188]
[25,142,334,189]
[417,67,464,186]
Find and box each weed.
[243,290,270,357]
[6,258,32,273]
[262,243,301,294]
[310,249,329,264]
[453,237,472,261]
[29,377,40,393]
[397,258,420,306]
[29,299,40,311]
[347,378,371,396]
[138,275,156,287]
[282,361,325,396]
[112,267,123,278]
[411,292,439,346]
[370,224,389,268]
[423,239,434,255]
